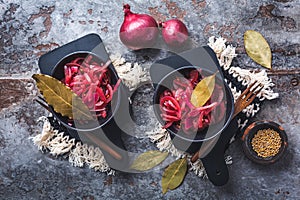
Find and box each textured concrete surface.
[0,0,299,199]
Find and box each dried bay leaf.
[244,30,272,69]
[130,150,169,171]
[161,158,187,194]
[32,74,94,121]
[190,73,216,107]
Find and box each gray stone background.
[0,0,299,199]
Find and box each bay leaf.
[32,74,94,121]
[244,30,272,69]
[130,150,169,171]
[161,158,187,194]
[190,73,216,107]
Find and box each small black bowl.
[50,51,122,139]
[153,66,234,153]
[241,120,288,165]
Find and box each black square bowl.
[47,51,129,170]
[36,34,130,170]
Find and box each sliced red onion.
[159,69,226,134]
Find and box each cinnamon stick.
[191,151,200,163]
[84,133,122,160]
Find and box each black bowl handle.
[201,153,229,186]
[200,117,238,186]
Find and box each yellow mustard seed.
[251,128,282,158]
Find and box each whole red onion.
[119,4,159,50]
[160,19,189,48]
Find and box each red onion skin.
[160,19,189,48]
[119,4,159,50]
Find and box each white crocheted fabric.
[31,116,114,175]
